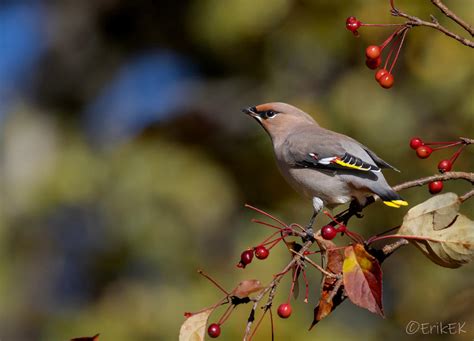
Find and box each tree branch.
[460,189,474,203]
[431,0,474,37]
[390,2,474,48]
[393,171,474,192]
[381,238,409,257]
[241,155,473,338]
[243,239,314,340]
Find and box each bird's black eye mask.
[258,110,277,119]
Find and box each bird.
[243,102,407,229]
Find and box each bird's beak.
[242,106,258,118]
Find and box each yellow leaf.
[179,309,213,341]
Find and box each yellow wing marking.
[333,159,371,171]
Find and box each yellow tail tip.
[383,201,400,208]
[392,200,408,206]
[383,200,409,208]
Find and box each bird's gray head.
[242,102,317,140]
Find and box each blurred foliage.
[0,0,473,340]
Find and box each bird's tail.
[376,189,408,208]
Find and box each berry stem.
[423,140,459,145]
[431,141,462,150]
[248,308,269,340]
[245,204,288,228]
[303,250,323,255]
[380,25,407,49]
[389,27,409,73]
[186,296,230,317]
[344,230,365,244]
[198,270,230,295]
[263,236,285,250]
[366,225,401,244]
[251,219,284,230]
[368,234,442,244]
[289,223,306,233]
[449,144,466,164]
[260,229,290,246]
[323,210,346,230]
[290,249,338,278]
[287,265,300,303]
[302,269,310,303]
[383,41,396,70]
[361,23,404,27]
[217,304,235,325]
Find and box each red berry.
[321,225,337,240]
[375,68,388,81]
[238,249,254,268]
[429,181,443,194]
[366,57,381,70]
[437,159,452,173]
[346,16,361,32]
[208,323,221,338]
[277,303,292,319]
[409,137,424,150]
[379,73,394,88]
[416,145,433,159]
[346,16,357,24]
[254,245,269,260]
[366,45,381,60]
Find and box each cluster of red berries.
[410,137,467,194]
[237,245,270,268]
[346,16,410,89]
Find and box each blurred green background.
[0,0,473,340]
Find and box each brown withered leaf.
[179,309,213,341]
[232,279,263,298]
[71,334,99,341]
[310,246,344,330]
[398,192,474,268]
[343,244,384,317]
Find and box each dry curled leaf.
[398,192,474,268]
[343,244,384,317]
[179,309,213,341]
[310,246,344,330]
[232,279,262,298]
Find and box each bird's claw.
[303,226,315,242]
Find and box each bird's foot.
[303,212,317,242]
[342,200,365,225]
[303,226,315,242]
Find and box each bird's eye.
[266,110,276,118]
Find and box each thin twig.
[242,240,314,340]
[290,249,339,278]
[460,137,474,145]
[327,278,344,302]
[390,2,474,48]
[460,189,474,203]
[431,0,474,37]
[393,171,474,192]
[382,238,409,257]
